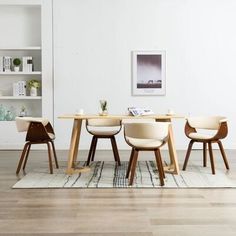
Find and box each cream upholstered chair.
[124,122,169,186]
[86,119,122,166]
[15,117,59,174]
[182,116,229,174]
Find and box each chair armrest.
[184,121,196,138]
[213,121,228,140]
[26,121,51,142]
[45,122,55,135]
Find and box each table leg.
[66,119,90,175]
[156,118,180,175]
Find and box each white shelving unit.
[0,72,42,75]
[0,96,42,100]
[0,0,53,148]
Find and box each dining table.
[58,114,184,175]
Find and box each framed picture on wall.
[132,50,166,96]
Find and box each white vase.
[30,87,37,96]
[14,66,20,72]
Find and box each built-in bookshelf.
[0,0,53,148]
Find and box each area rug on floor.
[12,161,236,188]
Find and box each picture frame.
[132,50,166,96]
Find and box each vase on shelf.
[14,66,20,72]
[30,87,37,96]
[5,110,14,121]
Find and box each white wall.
[53,0,236,150]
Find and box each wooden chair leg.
[217,140,229,170]
[126,148,134,178]
[50,141,59,169]
[208,142,215,175]
[203,142,207,167]
[16,142,30,174]
[46,142,53,174]
[91,137,98,162]
[87,136,96,166]
[110,136,121,166]
[154,149,165,186]
[182,140,194,170]
[22,143,31,170]
[129,150,139,186]
[156,149,165,179]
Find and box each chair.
[15,117,59,174]
[182,116,229,174]
[124,122,170,186]
[86,119,122,166]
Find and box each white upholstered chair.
[182,116,229,174]
[124,122,169,186]
[15,117,59,174]
[86,119,122,166]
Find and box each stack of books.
[0,56,12,72]
[13,81,26,96]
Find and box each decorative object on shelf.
[28,79,40,96]
[0,104,6,121]
[19,106,27,117]
[13,58,21,72]
[13,81,26,96]
[5,110,14,121]
[99,99,108,116]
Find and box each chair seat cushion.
[126,137,163,148]
[188,132,215,140]
[89,130,119,136]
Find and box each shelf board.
[0,72,41,75]
[0,96,42,100]
[0,46,41,51]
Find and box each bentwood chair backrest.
[124,122,170,141]
[86,118,121,127]
[187,116,227,130]
[16,117,49,132]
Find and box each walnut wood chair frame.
[16,121,59,174]
[86,119,122,166]
[182,119,229,175]
[124,122,169,186]
[126,146,166,186]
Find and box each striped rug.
[12,161,236,188]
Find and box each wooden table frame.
[59,114,182,175]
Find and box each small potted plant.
[19,106,27,117]
[99,100,108,116]
[28,79,40,96]
[13,58,21,72]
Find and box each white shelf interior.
[0,96,42,100]
[0,46,41,50]
[0,72,41,75]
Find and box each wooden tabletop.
[58,114,185,120]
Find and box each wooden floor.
[1,149,236,235]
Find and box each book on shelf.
[13,81,26,96]
[0,57,3,72]
[23,56,33,72]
